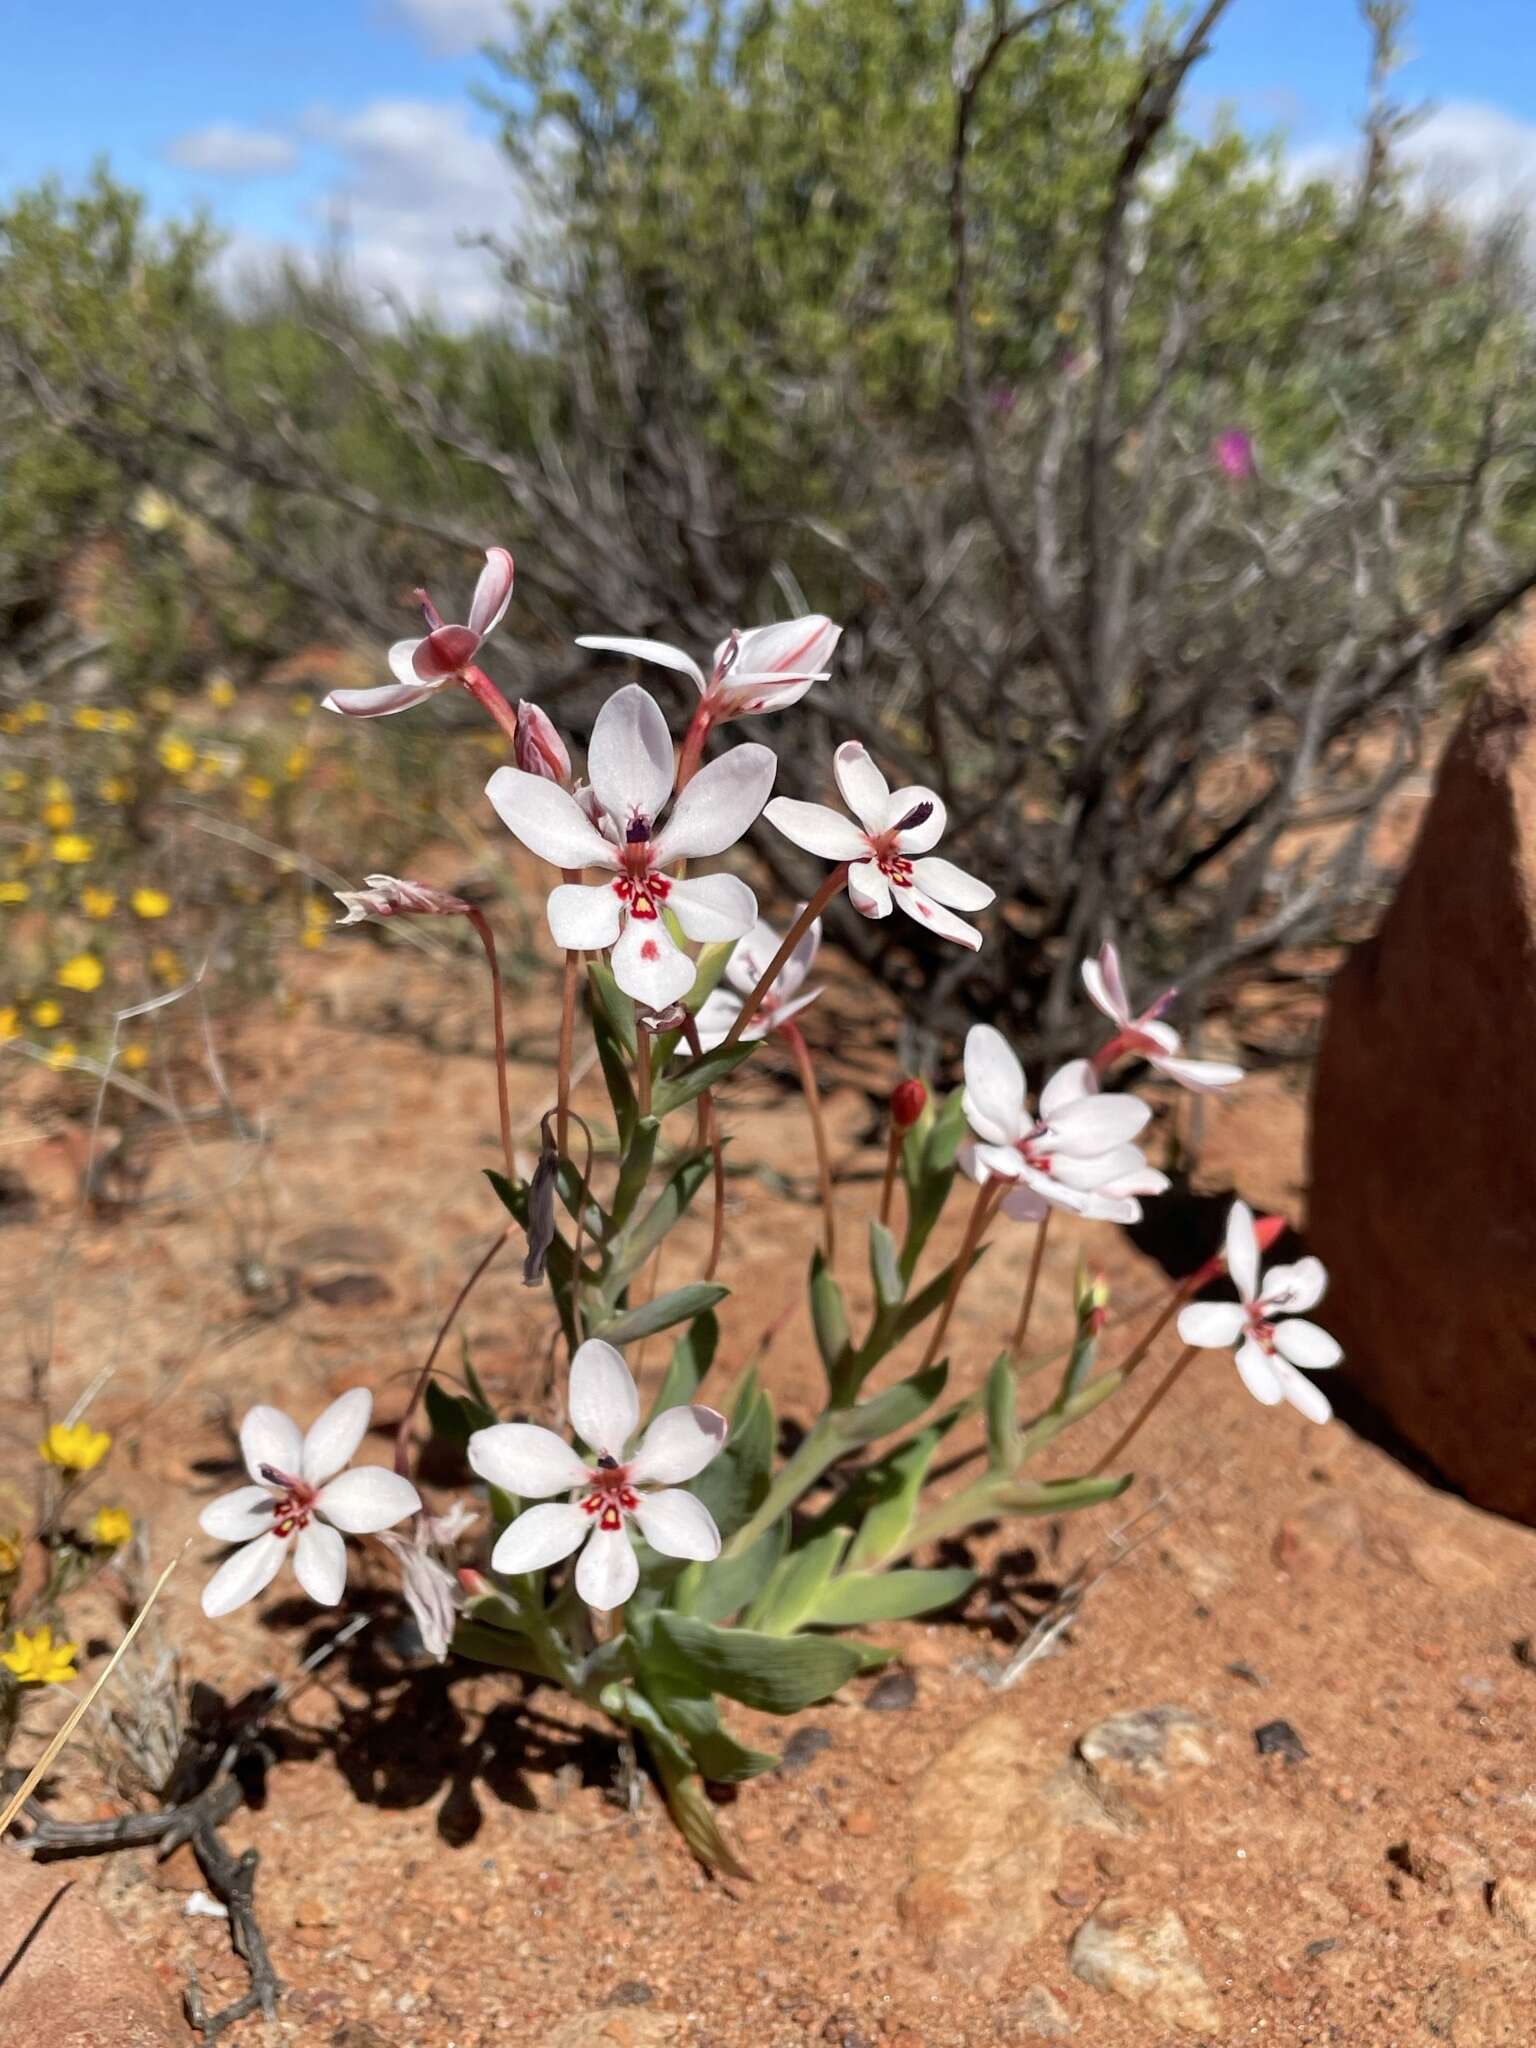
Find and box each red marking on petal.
[641,940,660,961]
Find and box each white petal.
[1271,1317,1342,1370]
[887,786,947,852]
[783,915,822,989]
[962,1024,1027,1146]
[1016,1164,1098,1216]
[240,1405,303,1487]
[1153,1052,1245,1093]
[668,872,757,943]
[732,616,840,678]
[575,1522,640,1610]
[1261,1258,1328,1316]
[491,1502,590,1574]
[588,684,675,829]
[294,1520,348,1605]
[890,880,983,950]
[199,1486,275,1542]
[1045,1091,1151,1156]
[568,1339,640,1459]
[388,636,429,686]
[833,742,891,832]
[726,918,785,994]
[631,1488,721,1561]
[324,679,440,719]
[628,1403,728,1484]
[763,797,868,862]
[613,914,696,1009]
[1038,1058,1094,1119]
[577,635,707,692]
[724,673,819,715]
[972,1140,1026,1180]
[301,1387,373,1485]
[1074,1187,1143,1224]
[1137,1018,1183,1055]
[847,859,892,918]
[1234,1338,1284,1406]
[1048,1142,1151,1191]
[693,988,749,1050]
[1225,1201,1260,1304]
[201,1532,289,1619]
[765,986,823,1034]
[1176,1301,1247,1350]
[468,1422,591,1498]
[909,856,994,911]
[547,881,623,951]
[652,744,776,862]
[1080,950,1127,1024]
[316,1466,421,1534]
[485,768,614,871]
[1277,1359,1334,1424]
[467,546,515,640]
[999,1180,1051,1222]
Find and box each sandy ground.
[3,929,1535,2048]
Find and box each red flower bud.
[890,1077,927,1131]
[515,700,571,784]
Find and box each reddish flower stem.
[680,1012,726,1281]
[674,705,712,792]
[919,1177,1000,1371]
[1009,1207,1051,1362]
[556,947,579,1156]
[780,1018,836,1262]
[1089,1343,1199,1476]
[461,664,520,744]
[877,1124,903,1231]
[466,907,516,1190]
[722,865,848,1049]
[395,1223,516,1476]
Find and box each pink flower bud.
[1214,429,1254,481]
[515,700,571,784]
[890,1077,928,1131]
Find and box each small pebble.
[780,1727,833,1774]
[865,1670,918,1713]
[1254,1719,1309,1764]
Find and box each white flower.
[959,1024,1165,1224]
[323,547,514,718]
[695,912,823,1049]
[377,1500,478,1661]
[467,1340,727,1612]
[485,683,775,1009]
[199,1390,421,1617]
[1177,1200,1342,1422]
[765,741,994,949]
[577,615,840,723]
[1082,940,1243,1093]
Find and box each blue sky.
[3,1,1532,317]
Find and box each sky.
[2,0,1534,322]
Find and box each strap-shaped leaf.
[808,1565,976,1627]
[643,1674,779,1782]
[845,1424,948,1571]
[647,1310,720,1424]
[829,1359,948,1450]
[689,1382,774,1540]
[991,1470,1132,1514]
[867,1220,906,1312]
[674,1516,785,1622]
[601,1682,752,1876]
[649,940,739,1071]
[607,1150,714,1288]
[593,1282,728,1348]
[745,1526,852,1635]
[606,1115,661,1234]
[984,1350,1021,1471]
[424,1378,495,1450]
[647,1612,863,1714]
[587,960,637,1054]
[451,1621,553,1678]
[651,1040,756,1120]
[809,1250,852,1394]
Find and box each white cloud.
[1290,100,1536,232]
[168,123,300,177]
[388,0,512,56]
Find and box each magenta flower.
[1214,430,1254,482]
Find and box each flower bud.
[334,875,471,925]
[515,700,571,784]
[890,1077,927,1131]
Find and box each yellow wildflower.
[44,778,69,801]
[290,693,315,717]
[131,887,171,920]
[42,798,75,830]
[284,746,311,781]
[0,711,20,734]
[72,705,108,731]
[57,954,104,993]
[240,775,273,804]
[301,897,329,950]
[52,834,94,864]
[0,881,29,905]
[150,947,182,985]
[0,1008,18,1041]
[45,1042,78,1071]
[31,999,62,1028]
[0,1530,20,1575]
[206,674,237,710]
[157,735,196,777]
[2,1625,78,1685]
[88,1506,134,1549]
[110,708,138,734]
[97,775,132,803]
[20,703,48,726]
[133,485,176,532]
[119,1042,149,1072]
[40,1420,111,1472]
[2,769,26,791]
[81,885,116,919]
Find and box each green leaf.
[451,1621,552,1678]
[647,1612,864,1714]
[651,1040,756,1120]
[603,1683,752,1876]
[593,1282,728,1348]
[674,1517,786,1622]
[647,1310,719,1422]
[745,1527,851,1635]
[424,1377,494,1449]
[831,1359,948,1450]
[984,1351,1021,1471]
[592,1014,639,1152]
[845,1423,948,1570]
[868,1220,905,1312]
[808,1566,976,1627]
[881,1246,987,1351]
[690,1383,773,1540]
[809,1250,852,1395]
[990,1471,1133,1515]
[587,960,637,1054]
[644,1674,779,1782]
[608,1150,713,1287]
[900,1086,970,1277]
[607,1115,661,1233]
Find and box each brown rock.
[1310,636,1536,1525]
[1006,1984,1074,2038]
[1068,1902,1220,2035]
[1075,1705,1213,1811]
[0,1848,185,2045]
[1492,1874,1536,1939]
[1272,1494,1362,1573]
[1405,1833,1494,1900]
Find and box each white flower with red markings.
[695,912,823,1049]
[765,741,994,949]
[485,683,775,1009]
[959,1024,1164,1224]
[577,615,840,724]
[1177,1200,1342,1422]
[1082,940,1243,1093]
[199,1390,421,1617]
[324,546,514,718]
[467,1340,726,1612]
